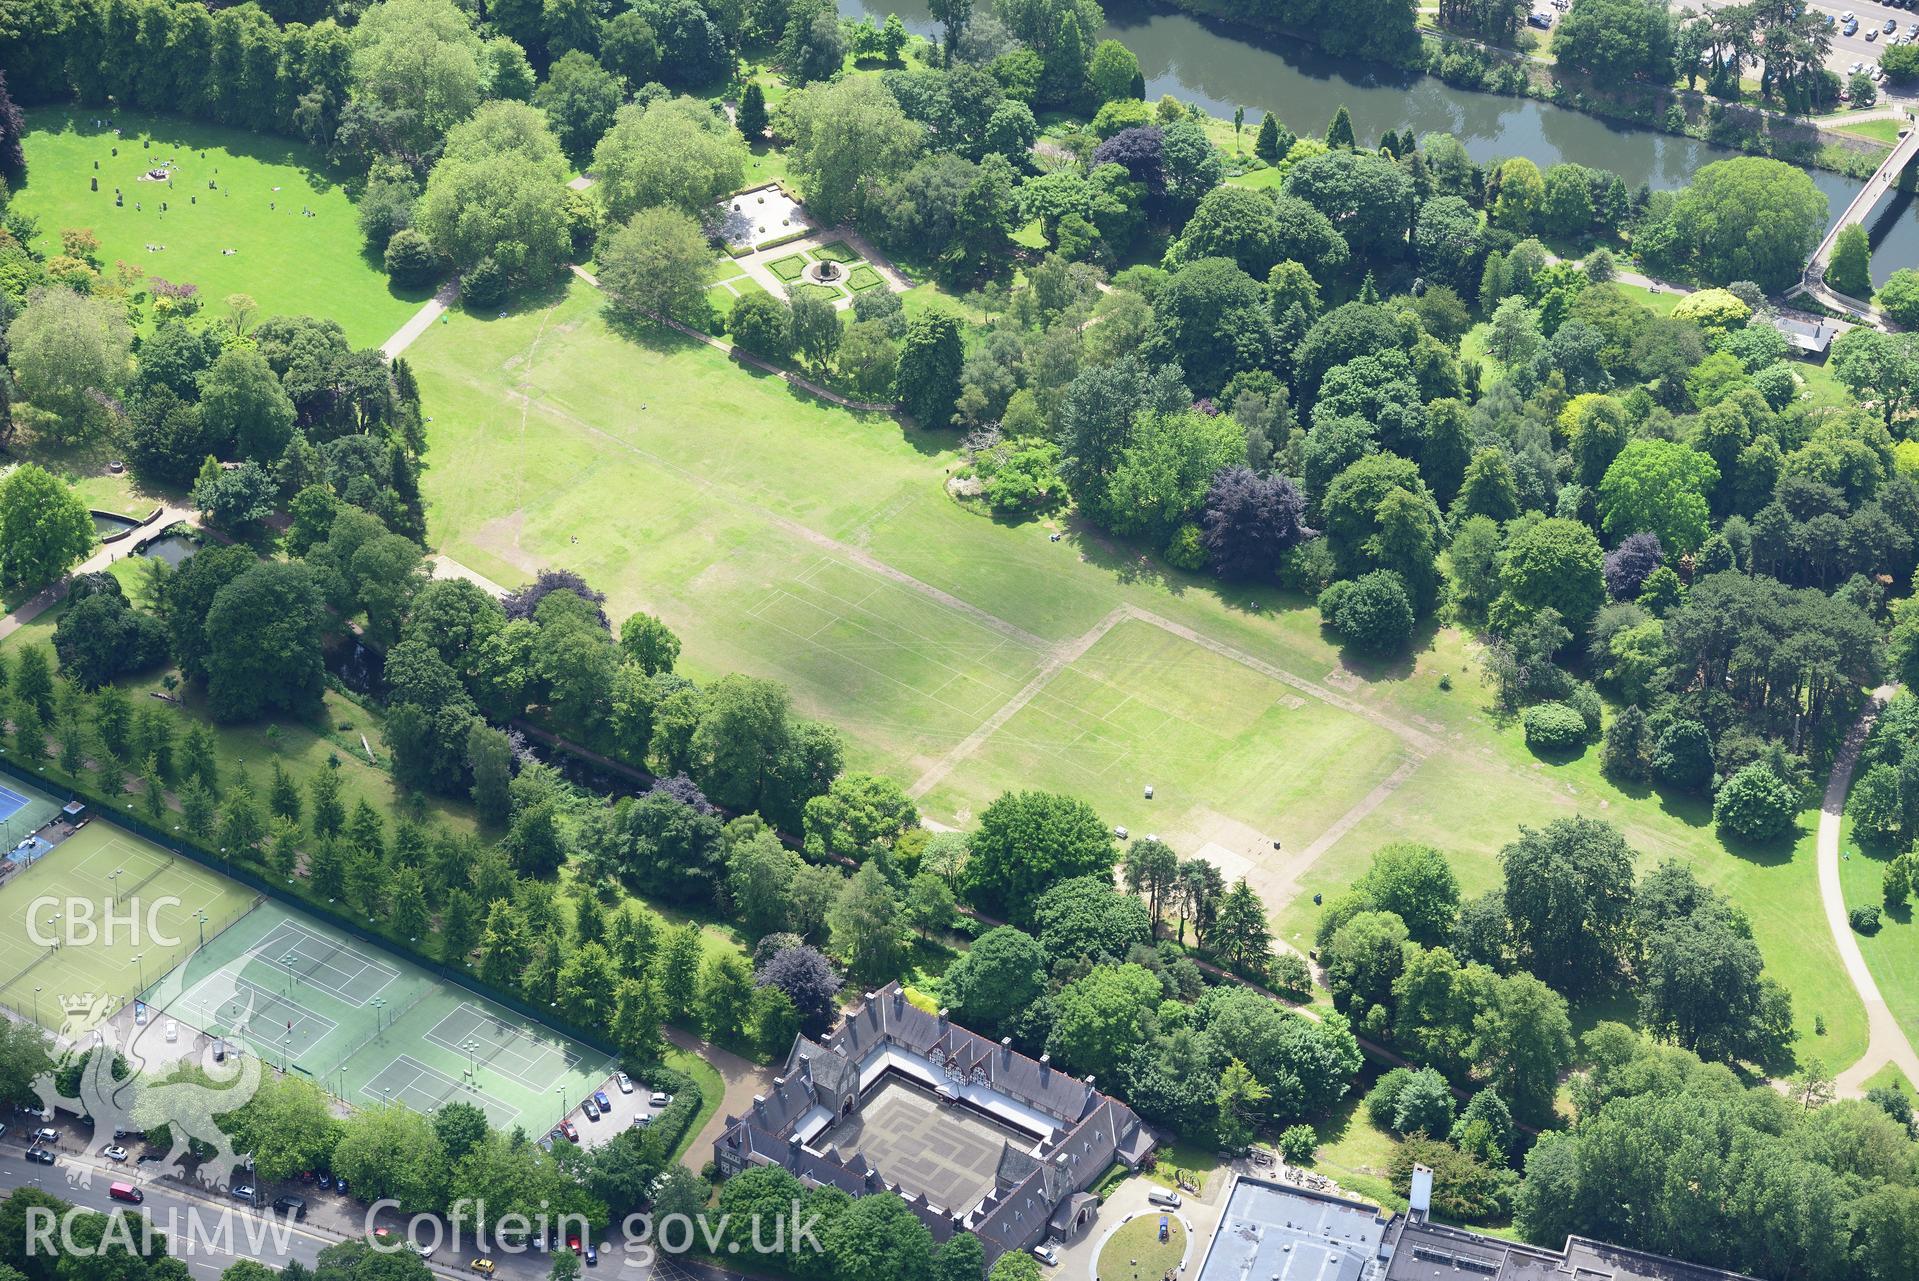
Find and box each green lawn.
[404,275,1868,1070]
[1834,117,1909,144]
[845,264,884,292]
[766,253,808,282]
[1837,816,1919,1057]
[1305,1083,1402,1211]
[1096,1212,1186,1281]
[14,108,426,347]
[1860,1060,1915,1098]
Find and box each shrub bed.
[845,264,884,291]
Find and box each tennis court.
[151,901,614,1131]
[0,820,257,1032]
[0,774,63,852]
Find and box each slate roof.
[715,983,1154,1265]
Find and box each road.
[0,1118,766,1281]
[1820,686,1919,1097]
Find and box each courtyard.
[816,1075,1040,1214]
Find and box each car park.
[104,1145,128,1162]
[615,1073,633,1094]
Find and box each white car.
[649,1092,672,1107]
[164,1021,178,1044]
[1842,10,1856,21]
[415,1244,435,1260]
[615,1073,633,1094]
[104,1145,128,1162]
[1032,1244,1059,1267]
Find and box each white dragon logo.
[33,973,263,1194]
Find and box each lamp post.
[134,953,145,991]
[108,868,123,907]
[195,910,209,949]
[464,1039,480,1080]
[32,985,42,1028]
[371,996,388,1033]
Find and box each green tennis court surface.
[0,820,257,1032]
[149,901,614,1132]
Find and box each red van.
[108,1183,143,1205]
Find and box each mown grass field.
[14,108,426,347]
[407,275,1869,1068]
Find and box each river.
[838,0,1917,285]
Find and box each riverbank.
[1126,0,1896,180]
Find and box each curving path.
[1820,685,1919,1097]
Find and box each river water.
[838,0,1917,284]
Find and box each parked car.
[109,1183,143,1204]
[584,1245,599,1267]
[615,1073,633,1094]
[582,1100,601,1122]
[336,1177,349,1197]
[231,1185,256,1203]
[561,1120,580,1142]
[25,1148,55,1166]
[104,1145,128,1162]
[414,1243,434,1260]
[164,1021,178,1044]
[272,1196,307,1220]
[593,1090,611,1112]
[33,1127,58,1144]
[1526,10,1551,26]
[649,1092,672,1107]
[317,1173,333,1191]
[1032,1244,1059,1267]
[1867,26,1879,39]
[1148,1189,1183,1208]
[631,1114,652,1129]
[469,1259,496,1275]
[1886,17,1898,31]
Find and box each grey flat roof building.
[1193,1176,1392,1281]
[1192,1174,1759,1281]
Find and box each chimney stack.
[1039,1053,1051,1080]
[1000,1036,1013,1063]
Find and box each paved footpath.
[379,279,461,360]
[1824,686,1919,1097]
[0,505,194,645]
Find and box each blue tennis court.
[0,774,63,849]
